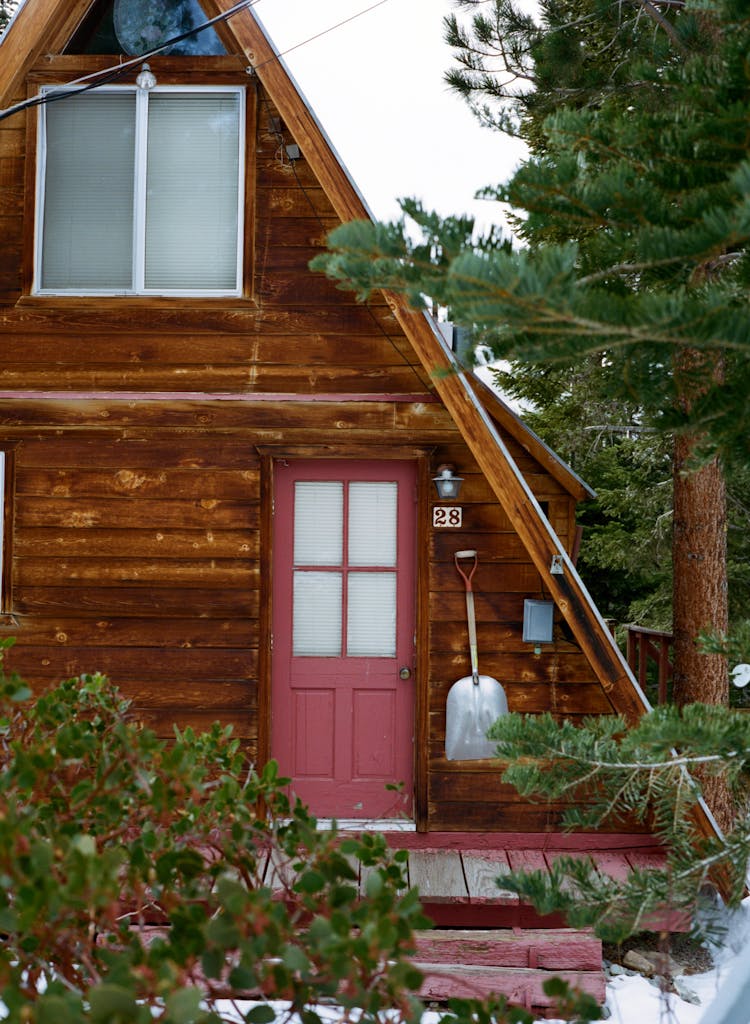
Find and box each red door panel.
[271,460,416,818]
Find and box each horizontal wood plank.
[429,651,599,684]
[11,586,259,617]
[15,528,257,559]
[17,498,259,530]
[417,963,605,1006]
[408,850,468,902]
[0,616,254,647]
[0,364,427,394]
[137,708,256,742]
[16,438,259,469]
[413,928,602,970]
[0,333,419,368]
[16,558,258,587]
[16,468,260,500]
[5,646,257,682]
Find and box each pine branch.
[632,0,689,53]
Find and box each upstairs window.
[35,86,244,296]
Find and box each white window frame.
[34,85,245,297]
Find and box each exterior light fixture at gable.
[135,63,157,90]
[432,464,463,500]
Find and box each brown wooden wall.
[0,57,619,832]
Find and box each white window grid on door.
[292,480,399,658]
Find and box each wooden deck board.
[461,849,520,903]
[380,837,670,927]
[506,848,549,875]
[408,849,468,902]
[626,849,669,871]
[589,850,634,883]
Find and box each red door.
[271,460,416,818]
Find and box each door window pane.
[348,481,397,567]
[347,572,396,656]
[294,481,343,565]
[293,572,342,656]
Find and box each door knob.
[399,667,412,680]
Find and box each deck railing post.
[625,625,674,705]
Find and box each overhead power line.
[0,0,259,122]
[0,0,394,123]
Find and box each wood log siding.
[0,56,609,830]
[6,441,261,746]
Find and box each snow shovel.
[445,550,508,760]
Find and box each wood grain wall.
[0,59,621,832]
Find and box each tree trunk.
[672,439,728,707]
[672,433,731,829]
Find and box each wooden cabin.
[0,0,689,843]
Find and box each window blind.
[38,88,242,294]
[145,94,241,290]
[41,93,135,289]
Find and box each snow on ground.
[604,896,750,1024]
[215,898,750,1024]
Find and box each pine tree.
[0,1,17,35]
[314,0,750,829]
[492,359,677,631]
[483,703,750,939]
[492,357,750,708]
[315,0,745,729]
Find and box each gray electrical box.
[522,599,554,644]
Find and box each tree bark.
[672,440,728,707]
[672,433,731,830]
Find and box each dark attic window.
[67,0,226,55]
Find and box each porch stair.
[412,927,606,1015]
[378,832,684,930]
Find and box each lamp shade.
[432,464,463,500]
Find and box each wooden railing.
[626,625,674,705]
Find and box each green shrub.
[0,638,601,1024]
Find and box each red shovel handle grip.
[454,549,478,591]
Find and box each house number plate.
[433,506,463,528]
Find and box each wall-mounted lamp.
[732,663,750,688]
[135,63,157,90]
[523,598,554,654]
[432,464,463,500]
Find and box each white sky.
[254,0,527,231]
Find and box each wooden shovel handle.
[455,551,480,682]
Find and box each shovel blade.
[445,674,509,761]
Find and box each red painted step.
[413,928,606,1014]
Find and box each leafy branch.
[483,705,750,939]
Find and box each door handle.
[399,667,412,680]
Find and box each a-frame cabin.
[0,0,716,859]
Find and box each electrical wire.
[2,0,420,375]
[0,0,395,123]
[251,0,392,69]
[0,0,260,122]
